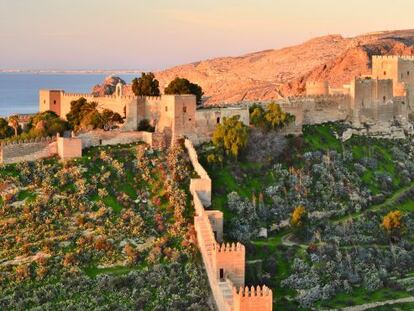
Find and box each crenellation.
[215,242,244,253]
[184,138,271,311]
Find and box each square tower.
[372,56,414,96]
[157,95,197,142]
[39,90,63,116]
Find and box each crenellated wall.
[0,135,84,164]
[184,139,273,311]
[0,137,57,164]
[233,286,273,311]
[76,130,154,148]
[193,107,250,144]
[306,81,329,96]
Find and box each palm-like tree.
[8,115,19,137]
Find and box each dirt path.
[339,296,414,311]
[335,181,414,224]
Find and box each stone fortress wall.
[185,139,273,311]
[212,55,413,129]
[305,81,329,96]
[0,136,57,164]
[0,134,83,164]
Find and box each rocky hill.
[92,76,126,97]
[154,29,414,104]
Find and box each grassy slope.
[204,123,414,310]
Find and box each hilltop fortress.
[39,84,249,144]
[296,55,414,133]
[203,55,414,138]
[38,56,414,144]
[2,55,413,311]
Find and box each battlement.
[372,55,414,61]
[61,92,137,101]
[306,81,328,86]
[184,138,272,311]
[138,95,162,101]
[232,285,273,311]
[1,136,56,146]
[233,285,272,298]
[215,242,244,253]
[62,92,94,98]
[102,94,136,100]
[287,94,350,100]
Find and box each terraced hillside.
[200,123,414,310]
[0,142,210,310]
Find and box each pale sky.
[1,0,414,71]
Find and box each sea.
[0,73,137,117]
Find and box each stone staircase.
[218,281,234,307]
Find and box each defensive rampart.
[184,139,273,311]
[0,131,160,165]
[76,130,155,148]
[0,137,56,164]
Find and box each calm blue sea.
[0,73,137,117]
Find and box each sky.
[1,0,414,71]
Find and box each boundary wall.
[0,131,160,165]
[184,139,273,311]
[0,137,57,164]
[76,130,154,148]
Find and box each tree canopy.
[291,205,307,227]
[131,72,160,96]
[164,77,204,105]
[382,210,403,234]
[0,117,13,139]
[27,111,69,137]
[7,115,20,137]
[249,102,295,131]
[66,98,123,131]
[212,115,248,159]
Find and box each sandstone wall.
[0,137,56,164]
[306,81,329,96]
[76,130,153,148]
[184,139,272,311]
[57,136,82,160]
[39,90,138,130]
[275,95,350,125]
[193,107,250,144]
[372,56,414,96]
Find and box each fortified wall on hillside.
[208,56,414,133]
[299,55,413,127]
[39,84,249,145]
[185,139,273,311]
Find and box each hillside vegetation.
[0,142,210,310]
[200,123,414,309]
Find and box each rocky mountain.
[92,76,126,97]
[154,29,414,104]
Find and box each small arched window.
[408,71,410,77]
[384,71,387,76]
[53,100,56,105]
[216,117,221,124]
[383,96,386,102]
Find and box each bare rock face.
[154,29,414,104]
[92,76,126,97]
